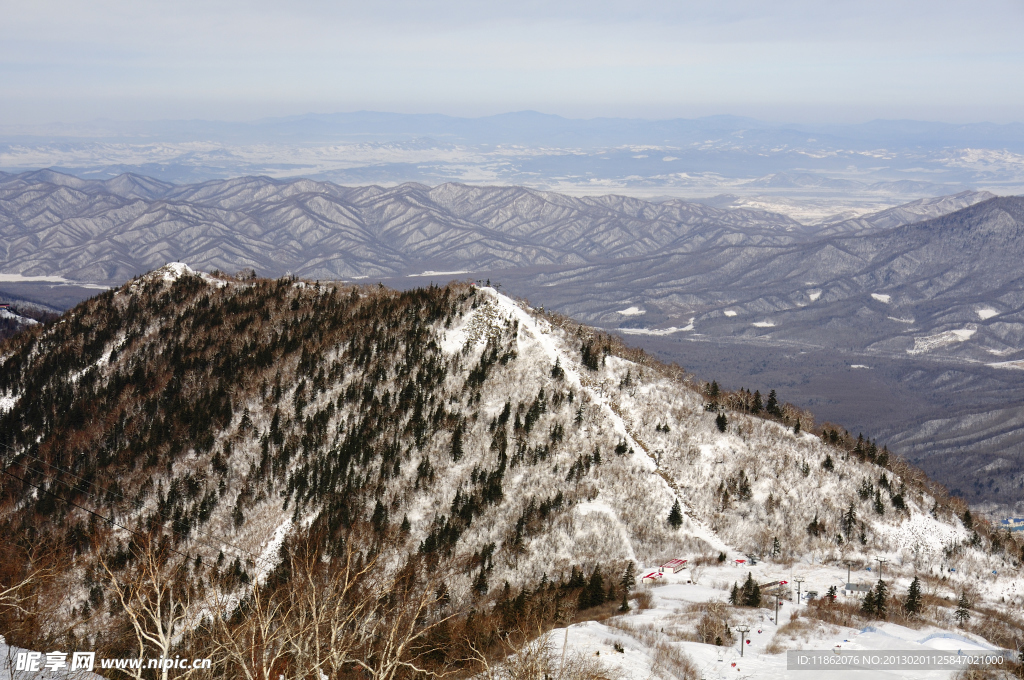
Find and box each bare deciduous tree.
[101,540,202,680]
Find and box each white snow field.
[541,564,1013,680]
[908,328,977,354]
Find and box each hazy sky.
[2,0,1023,125]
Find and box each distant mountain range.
[0,169,994,286]
[6,111,1024,150]
[2,169,1023,514]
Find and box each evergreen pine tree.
[873,580,888,619]
[874,489,886,515]
[771,537,781,558]
[793,419,801,434]
[620,562,636,593]
[667,499,683,528]
[587,566,605,607]
[962,509,973,529]
[751,391,763,413]
[766,389,779,416]
[954,592,971,627]
[473,568,489,596]
[715,413,728,432]
[451,423,464,462]
[740,572,761,607]
[842,504,857,537]
[729,582,739,605]
[904,576,922,616]
[861,589,877,617]
[619,592,631,612]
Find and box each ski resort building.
[659,558,687,574]
[844,582,872,596]
[641,571,662,584]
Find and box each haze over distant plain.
[2,0,1024,125]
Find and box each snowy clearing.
[807,290,822,301]
[988,359,1024,370]
[723,310,738,317]
[976,308,999,320]
[0,308,38,325]
[409,270,471,277]
[752,321,776,328]
[850,365,870,369]
[871,293,892,303]
[617,306,646,316]
[541,562,1010,680]
[618,325,691,336]
[908,328,977,354]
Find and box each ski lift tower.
[875,557,889,582]
[735,625,750,657]
[794,576,805,604]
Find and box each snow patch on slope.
[977,308,999,320]
[908,327,977,354]
[0,394,17,413]
[618,320,693,336]
[872,513,970,559]
[0,308,38,325]
[617,306,645,316]
[988,359,1024,370]
[871,293,892,303]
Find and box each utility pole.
[875,557,889,582]
[735,625,750,657]
[775,592,781,624]
[845,560,853,586]
[794,576,805,605]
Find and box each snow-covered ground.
[544,565,1013,680]
[908,328,977,354]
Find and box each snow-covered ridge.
[0,307,38,326]
[1,273,1020,677]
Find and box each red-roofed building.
[641,571,662,584]
[659,558,688,574]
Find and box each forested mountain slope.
[0,170,802,284]
[0,266,1020,674]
